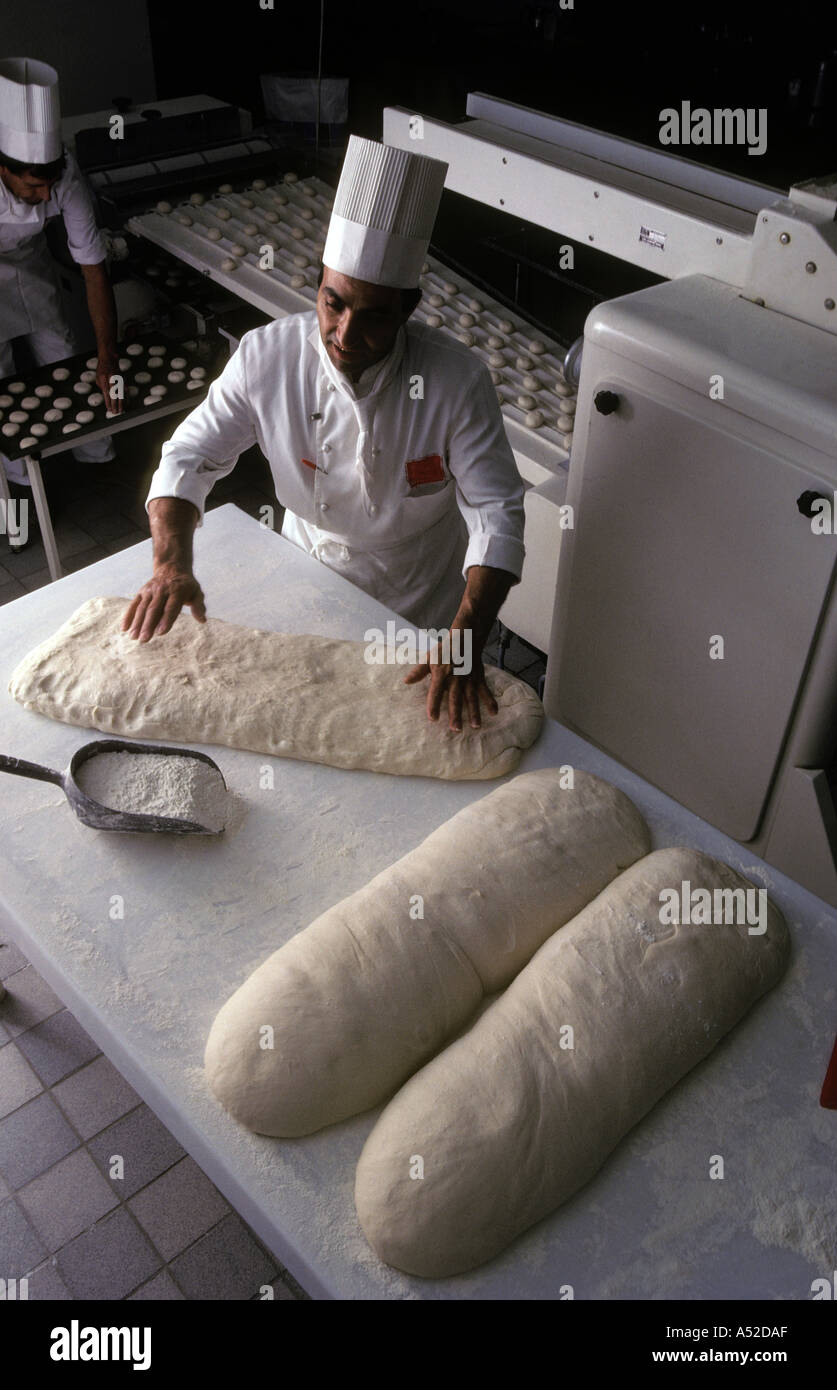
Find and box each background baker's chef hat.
[323,136,448,289]
[0,58,62,165]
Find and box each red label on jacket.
[405,453,444,487]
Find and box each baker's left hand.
[404,652,498,732]
[96,350,124,416]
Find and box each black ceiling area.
[146,0,837,188]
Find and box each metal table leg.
[25,456,63,581]
[496,621,512,671]
[0,460,22,550]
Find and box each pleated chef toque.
[0,58,61,165]
[323,136,448,289]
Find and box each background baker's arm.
[58,152,122,412]
[79,261,121,413]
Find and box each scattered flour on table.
[76,752,228,831]
[633,1069,837,1278]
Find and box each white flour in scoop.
[76,751,228,831]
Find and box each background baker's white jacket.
[0,148,106,341]
[147,311,525,628]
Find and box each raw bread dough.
[8,596,544,780]
[204,768,650,1136]
[354,847,789,1278]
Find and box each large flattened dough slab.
[354,847,790,1278]
[204,768,651,1136]
[8,596,543,780]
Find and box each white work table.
[1,505,834,1300]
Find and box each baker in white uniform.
[125,137,525,732]
[0,58,121,494]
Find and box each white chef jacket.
[0,148,106,342]
[147,311,525,628]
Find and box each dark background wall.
[1,1,833,186]
[144,0,837,188]
[138,0,837,341]
[0,0,155,115]
[4,0,834,344]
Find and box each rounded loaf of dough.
[204,768,651,1137]
[354,846,789,1278]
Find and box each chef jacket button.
[372,446,380,456]
[369,504,378,516]
[319,501,329,511]
[327,383,336,391]
[322,443,331,453]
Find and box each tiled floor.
[0,941,307,1300]
[0,414,545,1300]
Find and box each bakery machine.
[59,94,291,347]
[383,93,837,910]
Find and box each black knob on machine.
[797,490,830,518]
[594,390,620,415]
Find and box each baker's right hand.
[121,567,207,643]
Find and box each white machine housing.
[385,94,837,907]
[546,273,837,904]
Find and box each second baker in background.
[0,59,122,506]
[124,137,526,731]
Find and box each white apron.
[0,205,66,342]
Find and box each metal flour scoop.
[0,739,226,834]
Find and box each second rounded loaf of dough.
[354,847,790,1277]
[204,768,650,1136]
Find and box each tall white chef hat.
[0,58,62,166]
[323,136,448,289]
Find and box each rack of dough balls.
[126,171,328,323]
[0,338,212,458]
[411,270,575,466]
[128,171,575,473]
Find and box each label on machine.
[639,225,667,250]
